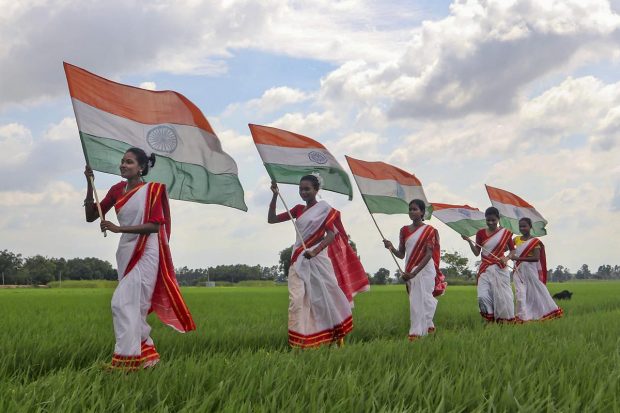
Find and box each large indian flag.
[486,185,547,236]
[345,156,431,218]
[431,203,486,237]
[248,124,352,199]
[64,62,247,211]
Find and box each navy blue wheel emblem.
[308,151,328,164]
[147,125,178,153]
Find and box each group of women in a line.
[461,207,563,324]
[83,148,561,371]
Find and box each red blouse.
[99,182,125,216]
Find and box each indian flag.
[64,62,247,211]
[248,124,352,199]
[431,203,486,237]
[486,185,547,236]
[345,156,431,218]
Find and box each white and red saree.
[101,181,195,370]
[401,224,446,340]
[476,227,515,323]
[513,237,563,321]
[283,201,369,348]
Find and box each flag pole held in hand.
[275,187,308,252]
[86,171,107,237]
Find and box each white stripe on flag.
[73,98,238,175]
[255,143,342,169]
[354,175,426,202]
[492,200,546,222]
[432,208,486,223]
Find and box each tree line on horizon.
[1,248,618,286]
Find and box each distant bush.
[444,277,476,286]
[47,280,118,288]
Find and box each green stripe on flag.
[81,133,247,211]
[500,217,547,237]
[264,163,353,200]
[362,194,433,219]
[362,194,408,214]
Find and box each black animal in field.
[553,290,573,300]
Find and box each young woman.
[383,199,446,340]
[462,207,515,323]
[509,217,563,321]
[84,147,195,370]
[268,174,369,348]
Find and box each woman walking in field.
[268,174,369,348]
[462,207,516,323]
[84,147,195,370]
[509,217,563,321]
[383,199,446,340]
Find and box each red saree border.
[288,315,353,348]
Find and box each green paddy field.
[1,282,619,412]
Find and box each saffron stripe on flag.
[65,62,215,132]
[249,124,325,149]
[346,156,422,186]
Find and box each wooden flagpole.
[274,188,308,251]
[88,174,107,237]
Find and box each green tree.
[19,255,56,285]
[65,257,116,280]
[575,264,591,280]
[596,264,613,280]
[551,265,572,282]
[371,267,390,285]
[278,246,293,280]
[0,249,23,284]
[441,250,474,279]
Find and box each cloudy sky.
[1,0,619,274]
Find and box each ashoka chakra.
[147,125,178,153]
[308,151,328,164]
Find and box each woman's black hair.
[126,147,156,176]
[519,217,532,227]
[409,199,426,218]
[300,174,320,190]
[485,207,500,218]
